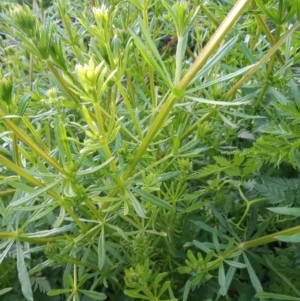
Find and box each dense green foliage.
[0,0,300,300]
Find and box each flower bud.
[10,5,37,39]
[0,77,13,105]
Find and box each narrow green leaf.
[186,96,251,106]
[187,64,256,94]
[276,232,300,243]
[223,263,237,294]
[23,206,57,226]
[68,275,74,288]
[204,250,215,265]
[255,292,300,300]
[189,37,238,86]
[127,189,147,218]
[224,260,247,268]
[268,207,300,217]
[153,273,167,296]
[136,18,172,86]
[8,179,60,207]
[255,0,280,22]
[218,263,227,296]
[98,227,106,270]
[212,228,220,253]
[211,208,239,240]
[21,224,74,238]
[158,171,181,181]
[15,94,31,125]
[268,86,289,104]
[47,289,70,296]
[0,240,14,263]
[0,287,13,296]
[132,187,174,211]
[241,42,256,64]
[16,241,33,301]
[193,240,211,254]
[53,206,66,228]
[0,200,11,227]
[182,279,191,301]
[80,289,107,300]
[125,289,152,300]
[192,220,214,233]
[157,281,170,299]
[106,224,129,241]
[243,253,263,293]
[77,157,114,176]
[63,264,72,291]
[4,181,35,193]
[129,27,172,89]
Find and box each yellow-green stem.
[0,108,64,174]
[29,54,34,91]
[12,134,21,167]
[0,189,16,196]
[200,4,220,27]
[121,0,252,182]
[207,225,300,270]
[22,116,49,152]
[0,155,85,231]
[253,6,285,64]
[0,231,65,244]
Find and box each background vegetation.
[0,0,300,300]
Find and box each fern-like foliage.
[294,249,300,269]
[251,100,300,167]
[31,276,51,294]
[254,176,300,205]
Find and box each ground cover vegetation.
[0,0,300,300]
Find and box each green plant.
[0,0,300,300]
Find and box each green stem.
[12,134,21,167]
[236,186,250,227]
[29,54,34,91]
[253,5,285,65]
[252,18,282,115]
[22,116,49,152]
[207,225,300,269]
[0,109,64,174]
[57,0,81,61]
[200,4,220,27]
[0,155,85,232]
[121,0,252,183]
[0,231,65,244]
[0,189,16,196]
[251,82,268,115]
[239,197,267,209]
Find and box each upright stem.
[122,0,252,182]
